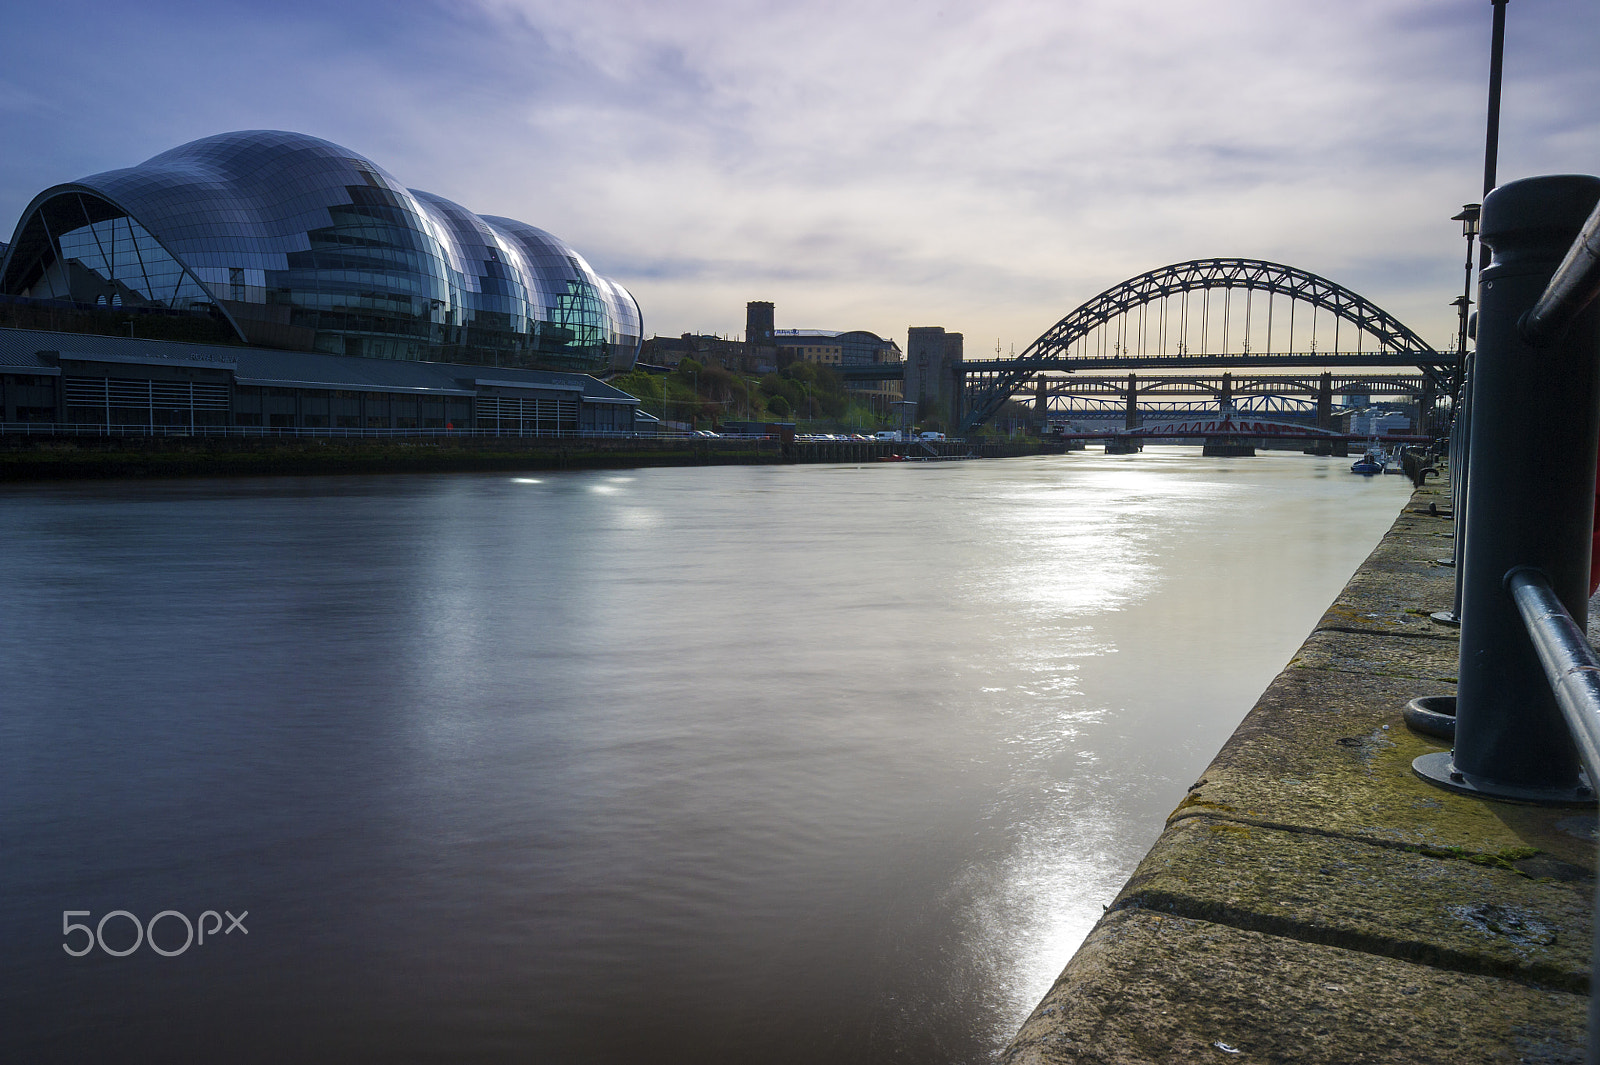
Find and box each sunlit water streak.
[0,450,1410,1063]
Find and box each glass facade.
[0,131,642,374]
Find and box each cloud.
[1,0,1594,353]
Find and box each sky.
[1,0,1595,355]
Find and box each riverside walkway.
[1005,482,1594,1063]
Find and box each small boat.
[1351,453,1385,476]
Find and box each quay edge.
[1003,483,1595,1064]
[0,434,1040,480]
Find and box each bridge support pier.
[1034,376,1049,434]
[1124,373,1140,431]
[949,366,965,432]
[1308,372,1336,456]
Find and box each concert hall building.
[0,131,649,434]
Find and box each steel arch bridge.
[955,258,1454,434]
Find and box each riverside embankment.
[1004,481,1595,1064]
[0,432,1037,479]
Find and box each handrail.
[1505,568,1600,786]
[1522,199,1600,346]
[1409,175,1600,1065]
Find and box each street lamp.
[1451,203,1481,365]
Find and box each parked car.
[919,431,945,442]
[874,430,902,442]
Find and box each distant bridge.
[841,258,1455,435]
[1035,371,1439,431]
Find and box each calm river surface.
[0,449,1411,1064]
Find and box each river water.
[0,449,1411,1064]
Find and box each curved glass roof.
[0,130,641,374]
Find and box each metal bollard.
[1414,174,1600,803]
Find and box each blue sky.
[2,0,1595,353]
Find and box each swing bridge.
[837,257,1456,435]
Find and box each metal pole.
[1479,0,1508,268]
[1414,174,1600,802]
[1431,351,1472,626]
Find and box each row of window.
[2,375,632,432]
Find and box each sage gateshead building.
[0,130,642,375]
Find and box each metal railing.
[1413,174,1600,805]
[1404,174,1600,1064]
[1506,568,1600,782]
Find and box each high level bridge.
[839,258,1456,435]
[1038,372,1438,432]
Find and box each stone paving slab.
[1174,662,1597,867]
[1004,910,1585,1065]
[1114,816,1592,990]
[1291,628,1459,682]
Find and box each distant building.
[640,333,750,370]
[643,302,902,410]
[745,301,777,372]
[1347,407,1413,437]
[774,327,902,410]
[774,329,844,366]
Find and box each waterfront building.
[0,326,646,434]
[0,131,642,376]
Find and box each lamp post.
[1433,204,1483,627]
[1451,204,1481,376]
[1478,0,1507,270]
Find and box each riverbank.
[1004,481,1594,1063]
[0,433,1040,480]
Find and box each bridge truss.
[1039,372,1434,418]
[954,258,1455,434]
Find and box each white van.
[874,430,902,442]
[918,431,945,442]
